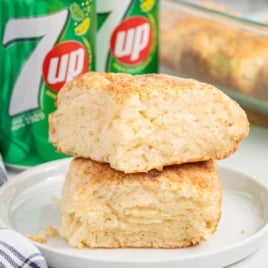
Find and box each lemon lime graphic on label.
[140,0,155,12]
[70,2,85,22]
[75,17,90,36]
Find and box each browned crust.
[64,158,220,199]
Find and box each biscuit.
[59,158,222,248]
[160,9,268,99]
[49,72,249,173]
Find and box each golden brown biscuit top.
[56,71,222,106]
[65,158,219,199]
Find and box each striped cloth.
[0,228,48,268]
[0,155,48,268]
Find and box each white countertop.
[6,124,268,268]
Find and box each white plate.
[1,159,268,268]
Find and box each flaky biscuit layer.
[59,158,222,248]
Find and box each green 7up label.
[3,10,88,115]
[3,10,68,116]
[96,0,131,71]
[1,1,95,167]
[96,0,159,73]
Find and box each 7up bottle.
[0,0,96,168]
[96,0,159,73]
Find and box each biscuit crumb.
[28,234,47,244]
[28,226,59,244]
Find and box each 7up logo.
[43,41,88,92]
[110,17,152,65]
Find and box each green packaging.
[96,0,159,73]
[0,0,96,168]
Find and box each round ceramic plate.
[1,159,268,268]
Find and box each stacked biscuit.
[49,72,249,248]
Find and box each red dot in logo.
[110,16,153,65]
[42,41,88,92]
